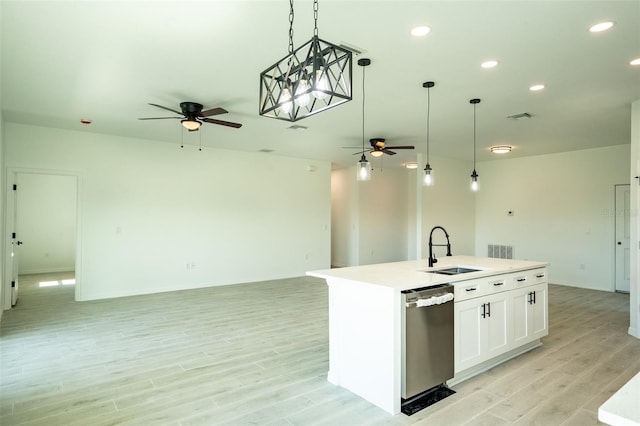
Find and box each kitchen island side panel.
[326,277,402,415]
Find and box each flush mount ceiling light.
[631,58,640,66]
[589,21,615,33]
[423,81,435,187]
[529,84,545,91]
[470,98,481,192]
[491,145,512,154]
[356,58,372,181]
[411,26,431,37]
[404,162,419,169]
[481,60,499,69]
[259,0,352,122]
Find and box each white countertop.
[307,256,549,292]
[599,372,640,426]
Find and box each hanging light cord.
[426,86,431,163]
[361,64,366,153]
[473,102,477,169]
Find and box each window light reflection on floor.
[38,279,76,287]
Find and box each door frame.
[614,184,631,293]
[3,167,83,309]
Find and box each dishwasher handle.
[407,292,454,308]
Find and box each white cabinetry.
[455,290,509,372]
[512,283,548,346]
[454,268,548,375]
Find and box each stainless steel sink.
[428,267,481,275]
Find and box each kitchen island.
[307,256,549,415]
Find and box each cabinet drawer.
[455,276,510,302]
[454,281,485,301]
[511,273,529,288]
[530,268,548,284]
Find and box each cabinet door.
[511,288,532,347]
[485,292,510,359]
[454,298,483,373]
[510,283,548,346]
[530,283,548,340]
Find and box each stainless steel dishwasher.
[401,284,455,400]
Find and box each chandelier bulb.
[279,87,293,114]
[295,78,311,107]
[312,68,329,100]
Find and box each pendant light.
[258,0,353,122]
[423,81,435,186]
[470,98,481,191]
[357,58,372,181]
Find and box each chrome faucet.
[428,226,452,267]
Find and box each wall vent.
[488,244,513,259]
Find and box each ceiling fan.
[348,138,415,157]
[139,102,242,131]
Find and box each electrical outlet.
[508,211,514,216]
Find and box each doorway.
[615,184,630,293]
[4,170,80,309]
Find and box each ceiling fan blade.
[148,103,183,115]
[384,146,415,150]
[199,107,228,117]
[352,150,369,155]
[342,146,364,149]
[384,150,397,155]
[202,117,242,128]
[138,117,182,120]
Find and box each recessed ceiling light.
[481,60,499,69]
[529,84,545,91]
[589,21,615,33]
[490,145,512,154]
[631,58,640,66]
[411,26,431,37]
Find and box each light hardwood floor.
[1,272,639,425]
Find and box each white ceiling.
[2,1,639,169]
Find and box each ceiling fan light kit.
[259,0,352,122]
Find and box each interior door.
[615,184,630,293]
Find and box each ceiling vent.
[507,112,532,121]
[287,125,308,131]
[339,42,366,55]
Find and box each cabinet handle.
[493,281,504,286]
[535,274,545,278]
[533,291,536,304]
[517,278,526,282]
[487,301,491,317]
[465,287,477,292]
[481,303,486,318]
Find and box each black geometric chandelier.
[259,0,353,122]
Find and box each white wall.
[476,145,630,291]
[4,123,331,301]
[358,167,409,265]
[422,156,476,260]
[331,167,358,267]
[15,173,76,274]
[331,166,409,267]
